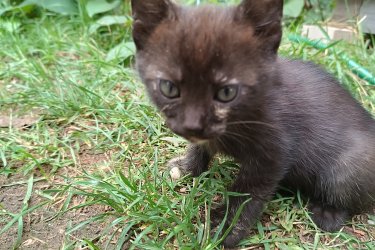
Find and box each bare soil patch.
[0,153,115,250]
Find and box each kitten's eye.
[159,79,180,99]
[216,85,238,103]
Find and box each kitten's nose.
[182,119,204,136]
[181,106,205,137]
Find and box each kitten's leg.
[168,144,213,180]
[213,158,284,248]
[309,202,349,232]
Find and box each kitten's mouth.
[166,120,225,144]
[172,128,226,144]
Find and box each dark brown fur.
[131,0,375,247]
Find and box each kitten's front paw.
[222,226,248,249]
[309,203,348,232]
[167,157,191,180]
[210,206,247,248]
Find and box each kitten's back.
[275,58,375,212]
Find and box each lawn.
[0,1,374,249]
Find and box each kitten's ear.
[236,0,283,53]
[131,0,176,50]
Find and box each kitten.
[131,0,375,247]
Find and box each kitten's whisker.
[222,131,258,147]
[216,137,228,152]
[227,125,280,142]
[223,131,276,160]
[227,121,279,130]
[160,104,175,113]
[216,136,247,155]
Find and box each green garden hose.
[288,34,375,85]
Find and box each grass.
[0,2,374,250]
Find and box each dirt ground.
[0,153,117,250]
[0,177,111,250]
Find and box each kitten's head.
[131,0,283,143]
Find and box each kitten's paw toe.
[222,225,248,249]
[167,157,189,180]
[210,207,247,248]
[209,207,226,242]
[169,166,183,180]
[210,206,226,228]
[309,203,348,232]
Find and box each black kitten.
[131,0,375,247]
